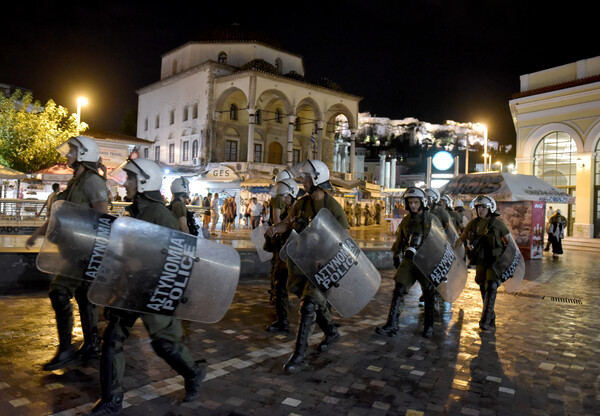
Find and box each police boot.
[44,289,78,371]
[88,394,123,416]
[284,299,315,374]
[375,282,405,337]
[267,319,289,333]
[267,290,290,333]
[151,339,206,402]
[315,310,340,352]
[75,284,100,361]
[480,281,498,331]
[88,323,123,416]
[422,289,435,338]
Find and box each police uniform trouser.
[270,255,289,322]
[474,264,501,287]
[287,268,334,335]
[101,309,194,397]
[394,259,436,328]
[49,274,98,347]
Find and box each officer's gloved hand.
[404,247,417,260]
[393,256,400,268]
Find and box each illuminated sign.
[432,151,454,171]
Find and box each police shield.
[36,200,116,281]
[493,234,525,293]
[249,223,272,262]
[285,209,381,318]
[444,221,465,260]
[278,229,298,261]
[412,223,468,303]
[88,217,240,323]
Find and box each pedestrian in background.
[354,202,362,226]
[37,182,60,218]
[547,209,567,258]
[249,197,263,229]
[202,193,212,229]
[210,193,220,235]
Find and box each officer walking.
[441,193,464,234]
[266,160,349,373]
[264,178,299,333]
[170,177,191,234]
[375,187,442,338]
[88,159,205,415]
[26,136,108,370]
[455,195,510,331]
[375,201,382,224]
[354,202,362,227]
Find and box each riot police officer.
[88,159,205,415]
[375,187,442,338]
[455,195,510,331]
[27,136,108,370]
[266,160,349,373]
[354,202,362,227]
[441,193,464,234]
[264,178,299,333]
[425,188,452,231]
[170,177,191,234]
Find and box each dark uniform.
[354,203,362,226]
[462,212,510,330]
[97,195,203,407]
[284,192,349,371]
[375,202,382,224]
[264,197,291,332]
[377,210,441,337]
[46,168,108,369]
[170,196,188,223]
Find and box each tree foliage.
[0,90,84,173]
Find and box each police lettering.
[84,216,115,280]
[313,238,361,291]
[429,243,455,286]
[146,237,195,313]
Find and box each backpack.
[168,198,199,236]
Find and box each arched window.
[192,140,199,159]
[192,102,198,119]
[172,60,178,75]
[533,131,577,187]
[218,52,227,64]
[275,58,282,73]
[183,105,189,121]
[275,108,282,123]
[230,104,238,120]
[155,115,160,129]
[144,117,148,131]
[169,109,175,125]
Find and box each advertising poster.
[496,201,545,260]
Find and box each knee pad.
[300,298,316,316]
[49,288,72,311]
[151,338,177,359]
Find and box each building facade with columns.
[509,56,600,238]
[135,36,361,183]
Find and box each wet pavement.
[0,223,599,415]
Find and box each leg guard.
[74,282,100,360]
[375,282,405,337]
[151,339,205,402]
[480,281,498,331]
[315,305,340,352]
[44,288,77,371]
[284,298,315,374]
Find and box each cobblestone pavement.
[0,248,598,415]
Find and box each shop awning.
[240,178,272,187]
[438,172,575,204]
[0,164,27,180]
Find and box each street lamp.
[76,96,88,132]
[496,161,502,172]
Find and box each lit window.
[254,143,262,163]
[169,144,175,164]
[293,149,300,164]
[533,132,577,187]
[182,141,189,161]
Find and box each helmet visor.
[56,140,75,158]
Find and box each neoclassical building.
[510,56,600,238]
[136,29,360,184]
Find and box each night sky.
[2,1,598,145]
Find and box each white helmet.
[454,199,465,209]
[424,188,440,205]
[275,178,299,198]
[113,158,163,193]
[403,187,428,209]
[57,136,100,163]
[171,177,190,195]
[470,195,497,214]
[440,193,453,208]
[297,159,330,187]
[555,209,561,215]
[275,169,294,182]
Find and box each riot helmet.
[454,199,465,211]
[57,136,100,168]
[470,195,497,216]
[424,188,440,207]
[275,178,299,199]
[295,159,332,191]
[275,169,294,182]
[110,158,163,194]
[171,176,190,196]
[402,187,428,212]
[440,193,453,209]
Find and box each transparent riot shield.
[249,223,272,262]
[444,221,465,261]
[412,223,468,303]
[279,229,298,261]
[493,234,525,293]
[88,217,240,323]
[285,209,381,318]
[36,200,116,281]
